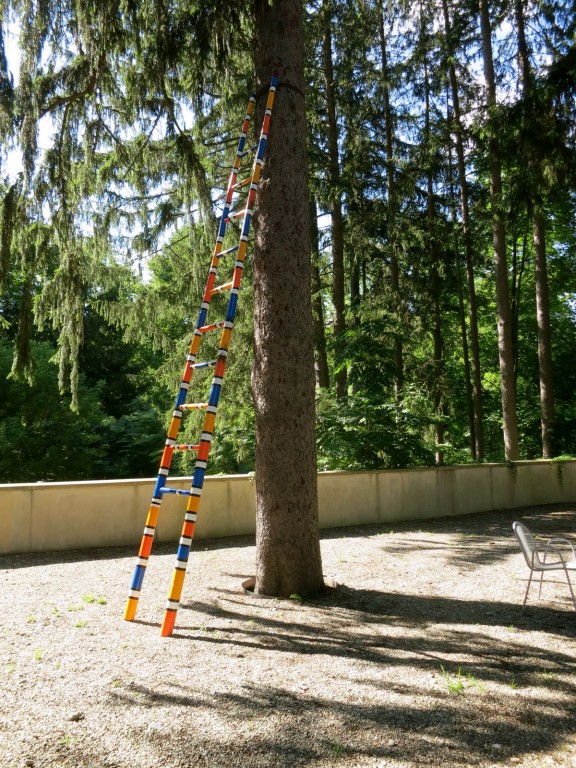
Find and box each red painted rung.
[224,210,245,223]
[175,444,200,451]
[198,321,225,333]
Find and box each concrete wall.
[1,460,575,555]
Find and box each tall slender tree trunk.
[441,0,483,461]
[515,0,555,457]
[377,0,403,402]
[322,3,347,400]
[479,0,520,460]
[533,202,555,457]
[252,0,324,596]
[310,196,330,388]
[421,30,444,465]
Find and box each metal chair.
[512,521,576,610]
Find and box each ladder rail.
[160,78,277,637]
[124,78,277,634]
[124,90,259,622]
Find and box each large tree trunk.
[441,0,483,461]
[322,4,347,400]
[479,0,520,461]
[252,0,324,597]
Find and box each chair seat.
[536,559,576,571]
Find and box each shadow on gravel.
[106,606,576,768]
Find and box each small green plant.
[27,614,37,624]
[60,734,74,747]
[74,620,88,628]
[67,605,84,612]
[289,593,303,602]
[539,671,557,686]
[509,679,518,689]
[82,594,96,604]
[34,648,44,661]
[52,607,60,617]
[441,666,465,694]
[96,597,107,605]
[331,742,344,757]
[440,666,484,694]
[111,679,120,688]
[6,661,15,674]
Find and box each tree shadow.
[92,585,576,767]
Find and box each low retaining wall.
[1,460,575,555]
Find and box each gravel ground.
[1,503,576,768]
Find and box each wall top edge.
[1,460,574,491]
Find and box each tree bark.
[479,0,520,460]
[533,204,555,457]
[310,196,330,389]
[252,0,324,597]
[515,0,555,457]
[441,0,484,461]
[322,4,347,400]
[377,0,403,402]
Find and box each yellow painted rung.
[231,177,252,191]
[209,281,233,296]
[180,403,209,411]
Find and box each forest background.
[0,0,575,484]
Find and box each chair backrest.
[513,521,541,568]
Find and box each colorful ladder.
[124,77,277,637]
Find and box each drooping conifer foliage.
[0,0,575,482]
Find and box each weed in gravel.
[74,620,88,628]
[82,594,96,603]
[96,597,107,605]
[26,614,36,623]
[331,743,344,757]
[6,660,15,674]
[440,666,485,694]
[34,648,44,661]
[539,671,557,686]
[67,605,84,612]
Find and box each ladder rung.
[209,281,233,296]
[231,177,252,191]
[198,321,225,333]
[180,402,209,411]
[219,245,239,256]
[175,444,200,451]
[193,360,217,370]
[159,487,194,497]
[224,210,245,223]
[239,144,258,158]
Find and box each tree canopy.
[1,0,576,483]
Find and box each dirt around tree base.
[1,503,575,768]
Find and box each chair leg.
[522,569,534,610]
[564,569,576,610]
[538,570,545,600]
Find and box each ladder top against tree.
[123,78,277,637]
